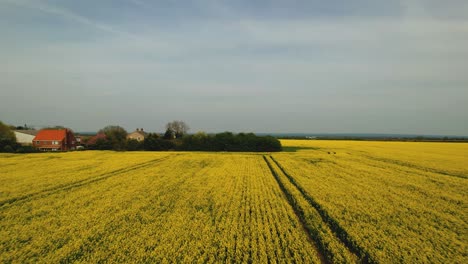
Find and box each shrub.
[143,133,175,151]
[180,132,282,152]
[16,145,40,153]
[3,145,14,153]
[127,139,143,151]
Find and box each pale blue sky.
[1,0,467,135]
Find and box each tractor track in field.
[0,155,175,209]
[264,155,376,264]
[361,155,467,179]
[263,156,328,264]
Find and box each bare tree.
[166,121,189,138]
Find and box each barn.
[14,130,39,145]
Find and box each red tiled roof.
[34,129,67,141]
[86,133,107,145]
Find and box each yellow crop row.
[0,151,170,205]
[275,139,468,263]
[281,139,468,177]
[1,140,466,263]
[0,152,321,263]
[264,155,358,263]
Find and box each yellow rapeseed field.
[276,140,468,263]
[0,140,466,263]
[0,152,320,263]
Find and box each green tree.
[179,131,282,152]
[93,137,113,150]
[127,139,143,151]
[99,125,128,150]
[163,128,175,140]
[0,121,18,152]
[144,133,175,151]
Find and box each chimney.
[140,128,144,132]
[136,128,139,132]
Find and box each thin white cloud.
[0,0,136,38]
[1,0,467,134]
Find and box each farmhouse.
[32,129,77,151]
[14,130,38,145]
[127,128,147,142]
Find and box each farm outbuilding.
[14,130,38,145]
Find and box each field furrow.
[0,153,322,263]
[1,140,466,262]
[0,152,172,204]
[0,155,173,208]
[264,155,360,263]
[275,140,468,263]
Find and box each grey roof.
[14,130,39,136]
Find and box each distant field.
[0,141,466,263]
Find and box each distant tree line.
[85,124,282,152]
[1,120,282,153]
[181,132,282,152]
[85,131,176,151]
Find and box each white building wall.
[14,132,35,145]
